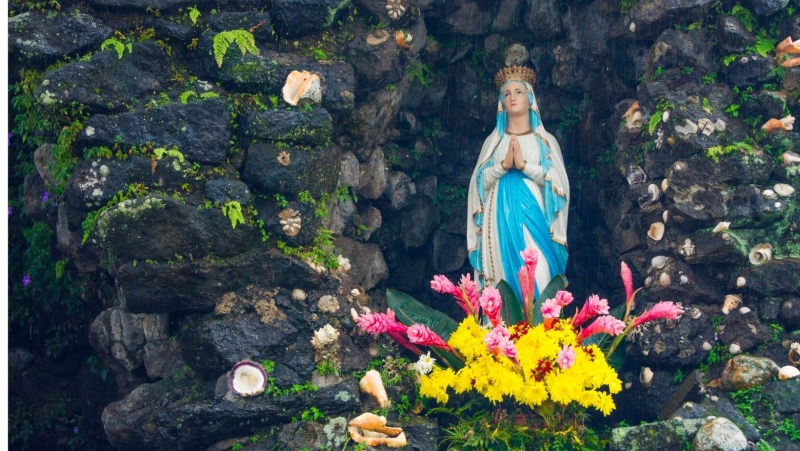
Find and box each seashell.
[663,210,669,223]
[350,307,360,322]
[779,365,800,380]
[749,243,772,266]
[697,117,715,135]
[394,30,412,49]
[626,165,647,185]
[655,129,664,149]
[729,343,741,354]
[776,36,800,55]
[385,0,406,21]
[651,255,668,269]
[350,288,361,296]
[229,360,268,397]
[648,222,665,241]
[292,289,307,301]
[762,189,777,199]
[640,367,653,389]
[761,115,795,133]
[504,43,530,67]
[775,201,782,209]
[789,343,800,366]
[689,308,702,319]
[782,151,800,165]
[639,184,661,208]
[311,324,340,349]
[659,272,671,287]
[644,276,653,288]
[623,101,643,130]
[653,324,662,334]
[661,178,669,192]
[680,275,689,284]
[625,381,633,389]
[282,70,322,106]
[702,341,713,351]
[359,370,391,408]
[349,412,387,429]
[739,306,751,314]
[736,277,746,287]
[679,238,695,257]
[662,110,670,123]
[629,21,636,33]
[712,221,730,234]
[674,161,686,172]
[774,183,795,197]
[366,30,390,46]
[348,427,408,448]
[722,294,742,314]
[666,136,677,146]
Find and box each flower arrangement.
[354,247,684,441]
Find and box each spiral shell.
[749,243,772,266]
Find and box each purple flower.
[42,191,49,203]
[73,426,79,435]
[22,275,31,286]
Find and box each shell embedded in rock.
[779,365,800,380]
[722,294,743,314]
[648,222,665,241]
[761,115,795,133]
[311,324,340,349]
[394,30,412,49]
[673,161,687,172]
[662,110,670,123]
[349,412,387,429]
[762,189,777,199]
[639,184,661,208]
[504,43,530,67]
[626,165,647,185]
[229,360,268,397]
[736,277,746,287]
[702,341,713,351]
[774,183,795,197]
[644,276,653,288]
[623,101,643,130]
[729,343,741,354]
[279,208,302,237]
[679,238,695,257]
[749,243,773,266]
[651,255,668,269]
[640,367,654,389]
[739,306,751,314]
[712,221,730,234]
[360,370,391,408]
[661,178,669,192]
[680,275,689,284]
[662,210,669,223]
[782,151,800,165]
[385,0,406,20]
[688,308,702,319]
[366,29,391,46]
[659,272,671,287]
[282,70,322,106]
[292,288,307,301]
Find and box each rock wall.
[8,0,800,448]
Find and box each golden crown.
[494,65,537,87]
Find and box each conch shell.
[776,36,800,67]
[282,70,322,106]
[782,151,800,166]
[749,243,772,266]
[623,101,643,130]
[348,412,407,447]
[779,365,800,380]
[359,370,390,407]
[761,115,795,133]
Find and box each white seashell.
[659,272,671,287]
[351,288,361,296]
[774,183,795,197]
[649,183,661,201]
[311,324,340,349]
[644,276,653,288]
[282,70,322,106]
[779,365,800,380]
[722,294,743,314]
[366,30,391,46]
[697,118,716,135]
[350,307,360,322]
[663,210,669,223]
[775,202,782,209]
[653,324,662,334]
[640,367,653,389]
[292,289,307,301]
[763,189,777,199]
[702,341,713,351]
[674,162,686,172]
[651,256,668,269]
[627,165,647,185]
[661,178,669,192]
[712,221,730,234]
[736,277,746,287]
[648,222,665,241]
[625,381,633,389]
[749,243,772,266]
[729,343,741,354]
[782,151,800,165]
[680,275,689,284]
[739,307,752,314]
[662,110,670,123]
[689,308,702,319]
[629,22,636,33]
[680,238,695,257]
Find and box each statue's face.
[501,81,529,116]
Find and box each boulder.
[627,0,716,40]
[718,355,780,391]
[610,418,706,450]
[346,30,403,91]
[88,308,169,376]
[740,259,800,298]
[645,29,715,77]
[241,142,341,199]
[524,0,564,41]
[722,54,776,87]
[761,377,800,414]
[208,12,272,42]
[717,15,757,54]
[693,417,748,451]
[203,179,252,206]
[357,146,388,200]
[334,237,389,290]
[383,171,416,210]
[431,230,467,273]
[239,107,333,147]
[742,0,790,16]
[271,0,351,38]
[9,12,112,66]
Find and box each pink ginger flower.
[519,248,538,302]
[407,324,452,351]
[576,315,626,343]
[540,298,562,319]
[631,301,684,329]
[556,345,576,370]
[555,290,574,307]
[479,286,503,327]
[485,327,518,361]
[501,338,518,360]
[431,275,458,295]
[572,294,610,328]
[520,247,538,268]
[459,274,481,315]
[356,308,408,335]
[621,261,634,304]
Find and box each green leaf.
[387,289,458,341]
[496,280,524,326]
[532,275,567,325]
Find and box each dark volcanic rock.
[346,30,403,91]
[101,377,360,450]
[645,29,715,77]
[271,0,351,38]
[36,41,170,111]
[78,98,231,164]
[524,0,564,41]
[241,142,341,198]
[628,0,715,40]
[209,12,272,42]
[89,0,206,9]
[722,53,776,87]
[717,15,757,54]
[334,237,388,291]
[610,418,706,451]
[740,259,800,298]
[9,12,112,66]
[203,179,252,205]
[743,0,790,16]
[762,377,800,414]
[240,107,333,147]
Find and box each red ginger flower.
[431,275,458,296]
[576,315,626,343]
[621,261,634,305]
[356,308,408,335]
[631,301,684,329]
[459,274,481,315]
[572,294,610,328]
[479,286,503,327]
[407,324,452,351]
[555,290,574,306]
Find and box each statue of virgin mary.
[466,65,570,304]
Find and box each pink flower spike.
[631,301,684,329]
[520,248,538,266]
[576,315,626,343]
[407,324,451,351]
[554,290,574,307]
[431,275,458,295]
[572,294,610,328]
[540,298,562,319]
[459,274,481,314]
[621,262,634,304]
[501,337,518,361]
[518,266,533,303]
[479,286,503,327]
[356,309,408,335]
[556,345,576,370]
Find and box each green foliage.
[673,368,685,384]
[261,359,275,373]
[315,357,339,376]
[277,228,340,269]
[230,443,243,451]
[706,141,755,163]
[701,72,718,84]
[619,0,640,15]
[648,99,674,136]
[264,379,318,397]
[558,104,581,134]
[213,29,259,68]
[725,103,740,117]
[82,183,150,244]
[680,66,694,75]
[300,406,325,422]
[153,147,185,162]
[777,418,800,442]
[752,35,777,58]
[101,37,133,59]
[732,5,756,32]
[187,5,200,25]
[221,200,245,228]
[179,91,197,104]
[407,59,433,86]
[274,193,289,208]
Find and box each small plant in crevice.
[213,29,259,68]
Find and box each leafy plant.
[673,368,685,384]
[725,103,740,117]
[221,201,245,228]
[407,59,433,86]
[706,141,755,162]
[187,5,200,25]
[101,37,132,59]
[274,193,289,208]
[300,406,325,421]
[213,29,259,68]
